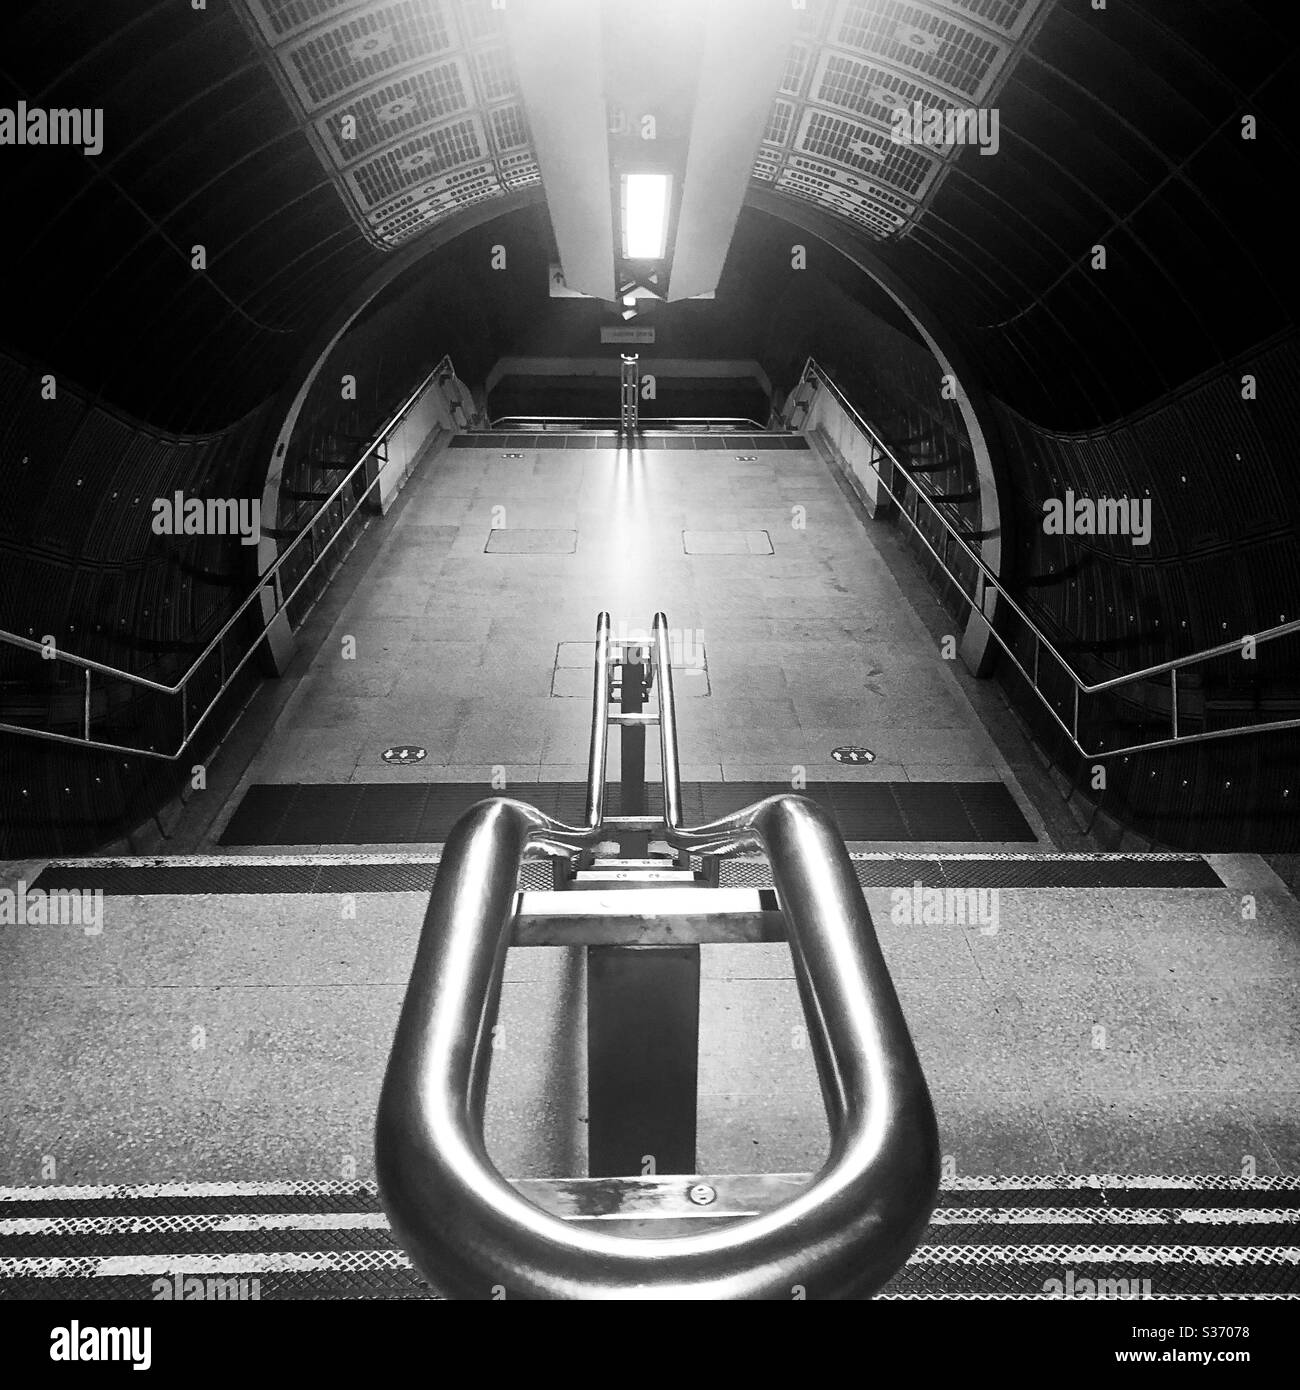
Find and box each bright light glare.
[622,173,669,259]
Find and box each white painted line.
[4,1175,1297,1202]
[912,1245,1300,1266]
[0,1213,389,1236]
[4,1244,1296,1280]
[42,854,444,870]
[1176,1209,1300,1224]
[0,1181,379,1201]
[0,1251,413,1278]
[929,1207,1300,1226]
[214,1212,388,1232]
[9,1208,1292,1238]
[941,1176,1300,1191]
[846,852,1210,863]
[880,1293,1300,1301]
[43,851,1213,871]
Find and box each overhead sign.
[601,326,655,344]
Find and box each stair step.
[26,851,1227,896]
[4,1177,1294,1300]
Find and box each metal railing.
[794,358,1300,759]
[0,357,461,761]
[504,610,748,856]
[375,612,939,1299]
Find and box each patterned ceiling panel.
[236,0,536,249]
[757,0,1054,241]
[924,0,1042,41]
[245,0,373,45]
[236,0,1050,254]
[315,59,473,164]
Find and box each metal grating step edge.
[33,851,1219,869]
[26,851,1226,896]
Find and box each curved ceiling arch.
[1,0,1295,435]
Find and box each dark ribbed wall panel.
[988,333,1300,849]
[0,351,272,675]
[773,293,1300,848]
[999,333,1300,675]
[0,350,275,857]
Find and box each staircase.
[6,611,1297,1299]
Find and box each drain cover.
[831,746,875,764]
[382,746,427,765]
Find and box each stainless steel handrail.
[651,612,683,832]
[647,611,766,856]
[0,356,461,760]
[795,358,1300,758]
[375,790,939,1299]
[583,613,612,830]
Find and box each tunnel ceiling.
[1,0,1297,432]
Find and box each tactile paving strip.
[31,853,1221,896]
[31,859,555,895]
[449,434,809,450]
[1,1179,1294,1300]
[724,853,1224,890]
[214,781,1036,846]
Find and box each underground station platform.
[3,0,1299,1333]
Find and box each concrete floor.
[224,441,1030,804]
[2,437,1297,1196]
[1,879,1297,1184]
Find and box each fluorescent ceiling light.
[622,173,670,260]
